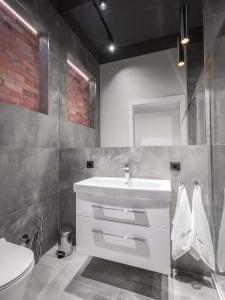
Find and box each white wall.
[100,48,187,147]
[134,110,181,146]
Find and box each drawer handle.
[92,229,146,242]
[92,205,145,214]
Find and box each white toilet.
[0,238,34,300]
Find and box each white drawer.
[76,216,171,275]
[76,196,170,229]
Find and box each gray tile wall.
[59,145,211,275]
[0,0,100,256]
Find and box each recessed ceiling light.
[99,1,107,11]
[108,43,116,53]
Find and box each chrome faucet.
[122,163,130,184]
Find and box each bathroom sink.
[74,177,171,201]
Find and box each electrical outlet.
[87,161,94,168]
[170,162,181,171]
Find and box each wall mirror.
[100,42,205,147]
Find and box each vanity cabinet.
[74,177,171,275]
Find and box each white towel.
[171,185,184,236]
[217,190,225,272]
[171,185,192,261]
[190,185,215,271]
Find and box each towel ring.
[180,181,184,186]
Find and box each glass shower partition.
[206,3,225,297]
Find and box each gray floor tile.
[118,290,155,300]
[25,246,218,300]
[66,278,119,300]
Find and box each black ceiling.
[51,0,203,64]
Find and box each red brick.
[0,3,39,111]
[67,64,91,127]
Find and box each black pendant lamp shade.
[177,36,185,67]
[180,2,189,45]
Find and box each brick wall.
[67,64,90,127]
[0,3,39,111]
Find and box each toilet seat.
[0,238,34,291]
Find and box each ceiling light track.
[93,0,116,53]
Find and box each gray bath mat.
[65,257,168,300]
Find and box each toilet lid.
[0,238,34,288]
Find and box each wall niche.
[0,1,49,114]
[67,58,96,128]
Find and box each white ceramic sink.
[74,176,170,191]
[74,177,171,201]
